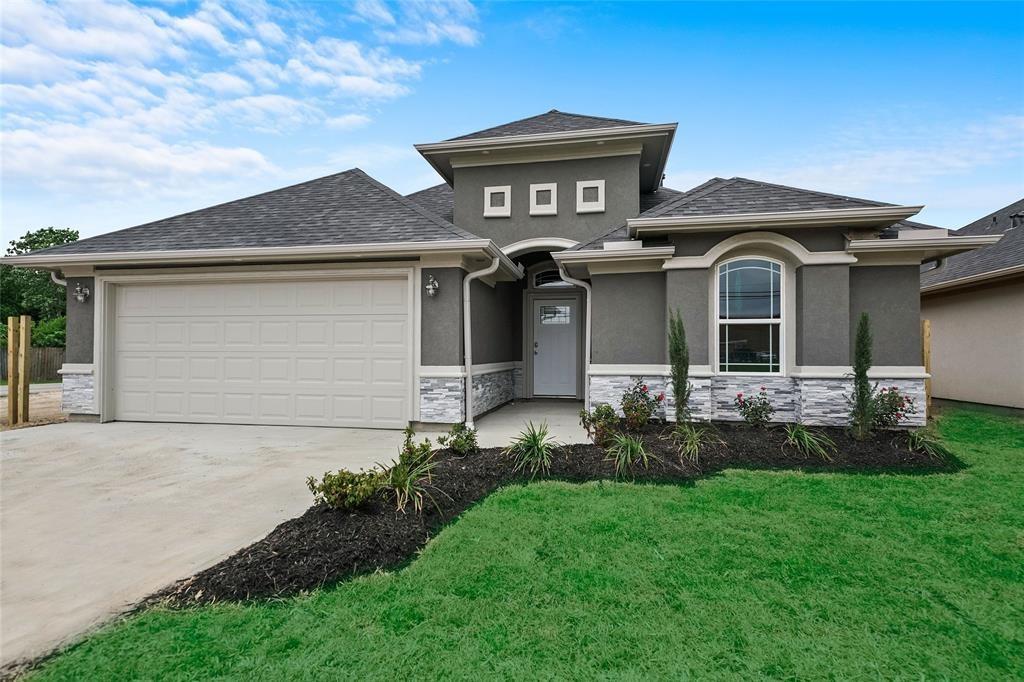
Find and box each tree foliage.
[849,312,875,440]
[1,227,79,322]
[668,309,692,422]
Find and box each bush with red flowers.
[872,385,916,428]
[733,385,775,428]
[620,379,665,429]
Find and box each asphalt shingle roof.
[447,109,648,141]
[921,198,1024,289]
[28,169,479,257]
[572,177,934,251]
[405,183,685,237]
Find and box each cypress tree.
[668,309,692,422]
[850,312,875,439]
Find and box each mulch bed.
[161,423,954,607]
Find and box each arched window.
[533,269,572,288]
[717,258,782,374]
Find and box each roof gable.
[447,109,648,141]
[28,169,479,258]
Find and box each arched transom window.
[533,268,572,288]
[717,258,782,374]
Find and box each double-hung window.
[717,258,782,373]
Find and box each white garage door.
[112,277,410,428]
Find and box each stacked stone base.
[589,374,926,427]
[418,368,517,424]
[61,372,97,415]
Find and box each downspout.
[50,271,67,287]
[463,257,501,428]
[557,262,592,412]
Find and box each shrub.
[905,429,953,460]
[620,379,665,430]
[307,469,381,510]
[667,309,692,422]
[784,423,837,461]
[382,452,438,514]
[672,422,720,465]
[873,386,917,429]
[436,422,478,456]
[849,312,875,440]
[32,317,66,347]
[579,404,619,446]
[734,386,775,427]
[399,426,434,467]
[606,432,655,479]
[504,421,559,478]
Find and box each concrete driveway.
[0,421,419,667]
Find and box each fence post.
[18,315,32,424]
[921,318,932,412]
[7,317,20,425]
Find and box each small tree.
[849,312,874,439]
[668,309,692,422]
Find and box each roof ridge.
[639,177,735,219]
[351,169,481,241]
[544,109,645,126]
[727,177,894,208]
[24,169,365,257]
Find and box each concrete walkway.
[0,399,585,668]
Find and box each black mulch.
[160,423,957,606]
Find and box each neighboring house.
[920,199,1024,409]
[4,110,1000,429]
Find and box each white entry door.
[111,277,410,429]
[532,298,578,397]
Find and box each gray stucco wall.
[796,265,850,366]
[665,269,709,365]
[471,279,523,364]
[669,227,847,256]
[421,268,463,366]
[452,155,639,248]
[591,272,666,364]
[849,265,922,366]
[65,276,94,364]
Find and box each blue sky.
[2,1,1022,240]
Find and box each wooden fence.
[1,346,64,383]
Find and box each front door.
[532,298,578,397]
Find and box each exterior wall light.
[73,282,90,303]
[425,274,439,297]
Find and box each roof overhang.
[415,123,677,192]
[921,262,1024,294]
[628,205,925,237]
[1,239,525,281]
[552,245,675,276]
[847,234,1003,263]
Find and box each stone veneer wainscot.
[418,367,518,424]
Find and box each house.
[920,199,1024,409]
[4,110,1000,429]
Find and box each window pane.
[582,186,600,203]
[540,305,571,324]
[719,323,780,372]
[534,270,572,288]
[719,260,780,320]
[489,191,506,208]
[535,189,552,205]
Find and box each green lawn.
[32,407,1024,679]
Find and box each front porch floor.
[475,399,588,448]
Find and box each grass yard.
[30,407,1024,679]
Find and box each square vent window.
[576,180,605,214]
[530,183,558,216]
[483,186,511,218]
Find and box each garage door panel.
[113,278,410,428]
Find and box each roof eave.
[2,239,525,280]
[629,205,925,237]
[921,263,1024,294]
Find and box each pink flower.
[657,392,665,402]
[737,392,743,398]
[642,385,649,393]
[760,385,766,391]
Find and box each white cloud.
[216,94,322,131]
[326,113,372,130]
[198,71,253,95]
[375,0,481,46]
[352,0,396,26]
[0,44,84,82]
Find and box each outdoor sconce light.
[425,274,439,298]
[73,282,90,303]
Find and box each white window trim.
[483,185,511,218]
[529,183,558,216]
[576,179,605,214]
[713,256,785,377]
